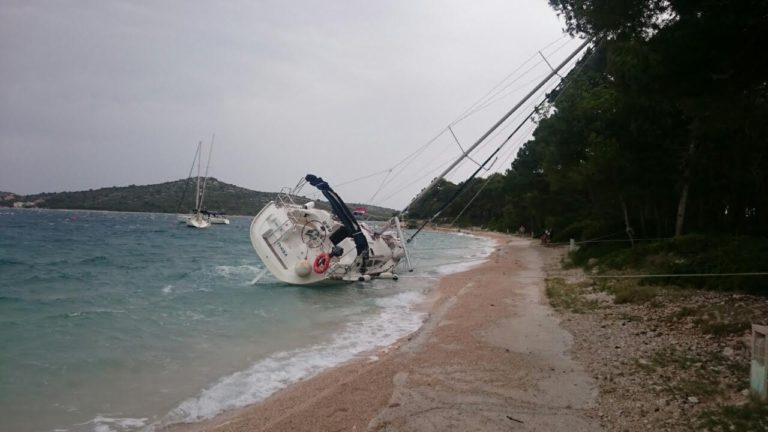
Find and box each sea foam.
[161,290,426,425]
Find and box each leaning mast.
[402,38,593,217]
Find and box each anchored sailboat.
[186,141,210,228]
[186,137,216,229]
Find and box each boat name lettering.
[276,241,288,257]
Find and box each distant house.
[13,201,39,208]
[2,193,16,201]
[353,207,367,216]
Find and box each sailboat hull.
[249,202,330,285]
[250,201,405,285]
[208,216,230,224]
[187,215,210,229]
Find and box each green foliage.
[670,303,756,336]
[572,235,768,295]
[545,278,599,313]
[409,0,768,245]
[569,241,629,267]
[698,399,768,432]
[15,178,277,215]
[5,178,396,218]
[598,280,659,304]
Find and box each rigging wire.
[456,37,599,183]
[463,78,556,156]
[435,41,602,228]
[375,77,554,208]
[452,72,550,124]
[457,38,582,126]
[375,136,480,205]
[334,168,393,188]
[405,39,593,240]
[175,143,202,213]
[450,34,570,125]
[402,38,593,217]
[406,105,543,242]
[332,38,577,193]
[366,168,394,204]
[447,122,538,225]
[333,128,449,191]
[445,120,538,218]
[331,37,591,211]
[376,156,467,205]
[452,37,577,125]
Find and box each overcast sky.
[0,0,585,208]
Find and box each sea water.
[0,209,495,432]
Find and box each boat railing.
[276,187,297,208]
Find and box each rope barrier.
[546,236,672,245]
[396,271,768,280]
[586,272,768,279]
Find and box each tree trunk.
[675,181,690,237]
[675,122,698,237]
[621,195,634,247]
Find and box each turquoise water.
[0,209,494,432]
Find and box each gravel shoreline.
[542,245,768,431]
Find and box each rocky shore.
[542,246,768,431]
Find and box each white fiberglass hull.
[187,214,210,229]
[209,216,230,224]
[249,201,404,285]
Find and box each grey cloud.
[1,0,573,208]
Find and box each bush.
[570,235,768,295]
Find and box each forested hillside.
[2,178,396,219]
[410,0,768,242]
[2,178,280,214]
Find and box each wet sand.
[168,233,601,431]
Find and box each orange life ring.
[313,252,331,274]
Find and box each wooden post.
[752,324,768,399]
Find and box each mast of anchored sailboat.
[403,37,593,242]
[198,134,215,213]
[194,141,202,215]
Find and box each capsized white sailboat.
[249,175,411,285]
[249,39,594,283]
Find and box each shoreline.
[0,207,256,218]
[164,231,600,431]
[162,229,501,431]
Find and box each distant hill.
[0,178,397,219]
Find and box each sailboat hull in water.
[187,214,210,228]
[249,177,407,285]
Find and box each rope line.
[587,272,768,279]
[397,271,768,280]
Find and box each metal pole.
[393,216,412,272]
[402,37,592,214]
